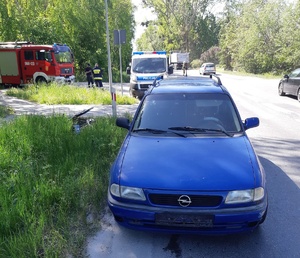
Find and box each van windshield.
[132,58,166,73]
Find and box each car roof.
[147,75,229,95]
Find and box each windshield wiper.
[133,128,186,137]
[168,126,232,137]
[168,126,206,132]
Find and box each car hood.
[117,135,258,191]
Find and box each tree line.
[0,0,299,79]
[139,0,300,75]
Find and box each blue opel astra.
[108,76,268,234]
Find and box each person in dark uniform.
[182,61,188,76]
[92,63,103,88]
[85,63,94,87]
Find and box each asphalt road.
[86,71,300,258]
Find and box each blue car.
[108,75,268,234]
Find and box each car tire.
[36,76,47,84]
[278,83,285,96]
[297,89,300,102]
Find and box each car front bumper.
[129,83,152,99]
[107,191,268,235]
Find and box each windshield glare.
[133,93,242,133]
[54,51,73,63]
[132,58,166,73]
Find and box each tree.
[140,0,220,61]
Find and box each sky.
[131,0,156,49]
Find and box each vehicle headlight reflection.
[225,187,264,204]
[110,183,146,201]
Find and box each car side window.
[289,68,300,78]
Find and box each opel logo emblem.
[178,195,192,207]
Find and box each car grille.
[149,194,223,207]
[140,84,152,89]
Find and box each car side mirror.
[243,117,259,130]
[116,117,130,129]
[284,74,289,79]
[126,66,131,75]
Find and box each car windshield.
[133,93,242,133]
[132,58,166,73]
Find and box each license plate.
[155,213,214,228]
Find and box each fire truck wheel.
[36,77,47,84]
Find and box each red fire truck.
[0,41,75,86]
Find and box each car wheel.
[36,77,47,85]
[278,83,285,96]
[297,89,300,102]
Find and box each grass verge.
[5,83,138,105]
[0,115,127,257]
[0,105,15,118]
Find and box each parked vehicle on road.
[169,52,189,70]
[199,62,216,75]
[126,51,173,100]
[108,75,268,235]
[278,68,300,102]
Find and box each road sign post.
[114,30,126,96]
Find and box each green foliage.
[190,59,201,69]
[0,105,14,118]
[0,115,127,257]
[200,46,221,64]
[218,0,300,74]
[138,0,220,61]
[5,84,138,105]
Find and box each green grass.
[0,115,128,257]
[0,105,14,118]
[5,83,138,105]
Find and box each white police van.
[126,51,173,100]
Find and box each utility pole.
[105,0,116,116]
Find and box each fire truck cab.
[0,41,75,86]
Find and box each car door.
[286,68,300,95]
[291,71,300,96]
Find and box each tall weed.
[0,115,127,257]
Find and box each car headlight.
[225,187,264,204]
[110,183,146,201]
[131,75,137,83]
